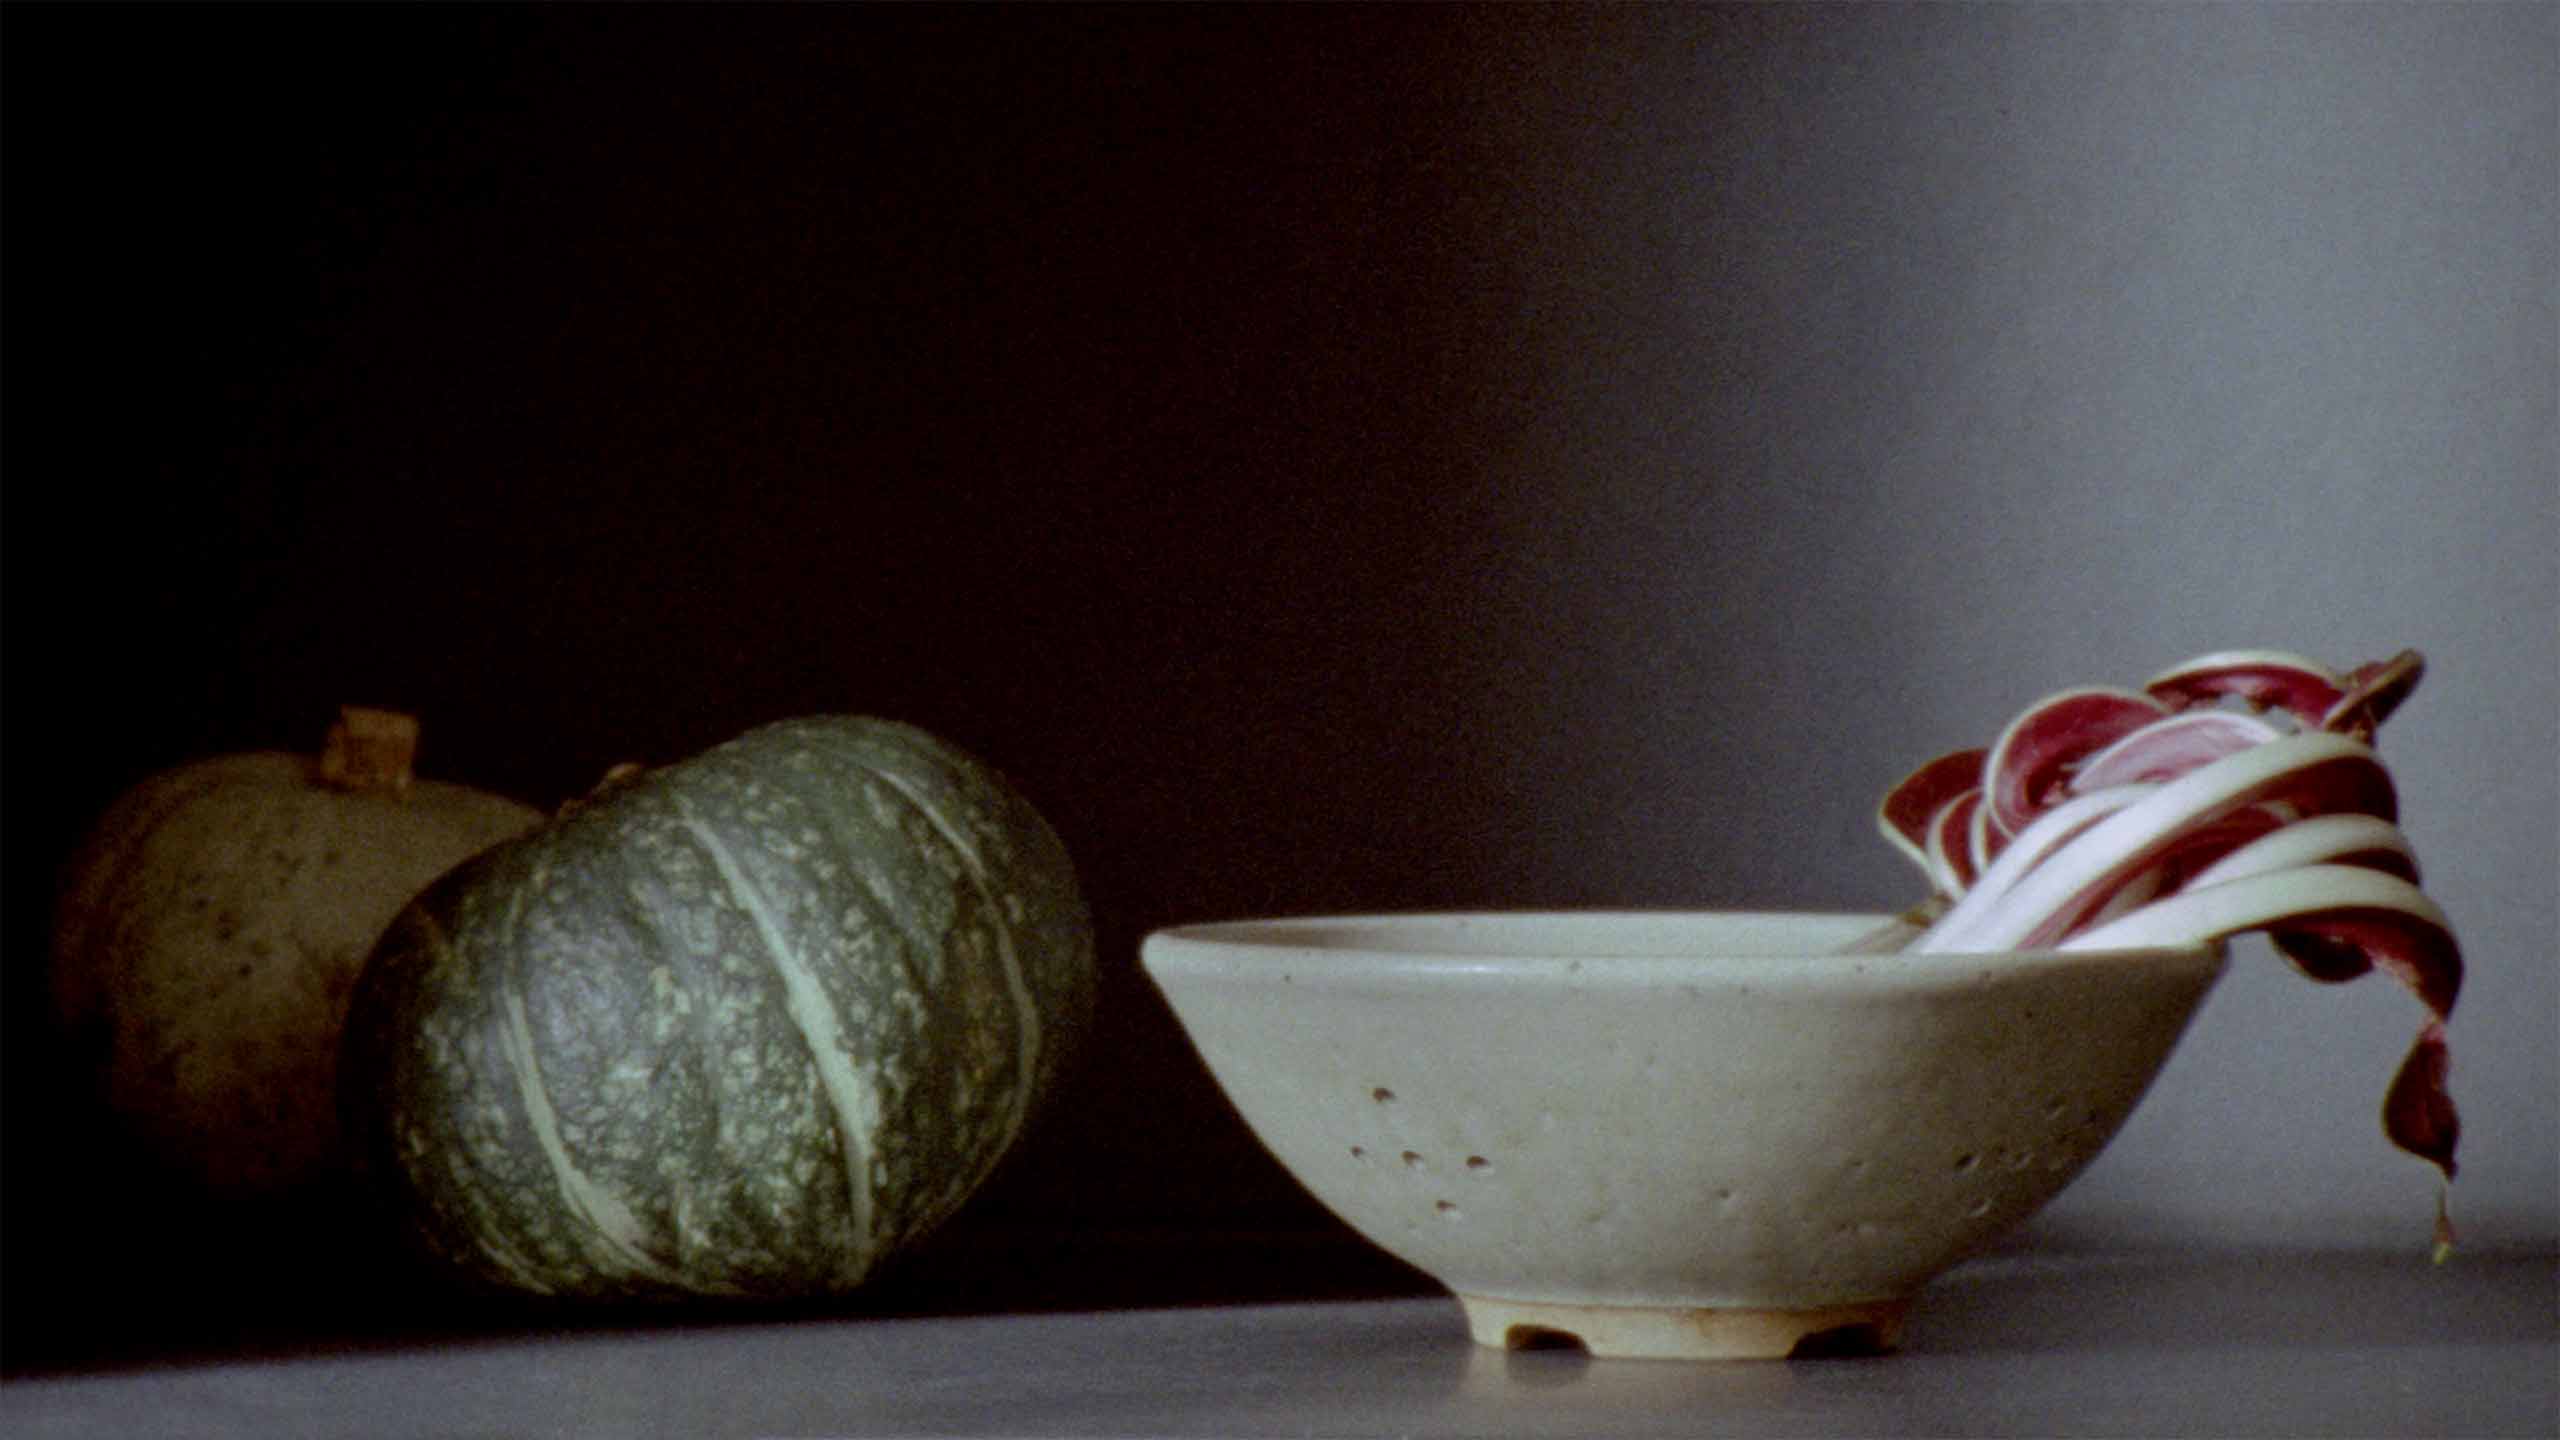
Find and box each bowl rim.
[1140,908,2227,991]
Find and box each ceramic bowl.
[1141,911,2225,1360]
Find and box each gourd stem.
[317,706,419,796]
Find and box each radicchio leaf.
[1983,687,2169,837]
[1879,648,2465,1246]
[2144,648,2349,722]
[1879,748,1988,879]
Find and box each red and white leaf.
[2323,649,2425,739]
[2185,813,2419,890]
[1982,687,2169,837]
[2384,1020,2460,1183]
[1880,648,2462,1220]
[1920,733,2398,952]
[2072,709,2288,792]
[1878,748,1986,880]
[2057,864,2462,1180]
[2057,863,2460,1015]
[2144,649,2347,722]
[1920,784,2149,949]
[1923,791,1983,896]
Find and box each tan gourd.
[51,708,542,1196]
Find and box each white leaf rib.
[2184,814,2416,891]
[2057,865,2450,954]
[1919,785,2148,950]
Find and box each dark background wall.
[6,3,2552,1369]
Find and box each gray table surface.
[8,1245,2553,1439]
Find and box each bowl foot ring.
[1456,1293,1911,1361]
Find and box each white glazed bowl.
[1141,911,2226,1359]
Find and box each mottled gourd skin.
[50,755,543,1196]
[339,717,1096,1302]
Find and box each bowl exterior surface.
[1143,912,2225,1321]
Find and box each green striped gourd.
[338,716,1095,1301]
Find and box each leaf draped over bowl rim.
[1875,648,2461,1253]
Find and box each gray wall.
[7,2,2552,1352]
[1407,3,2559,1249]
